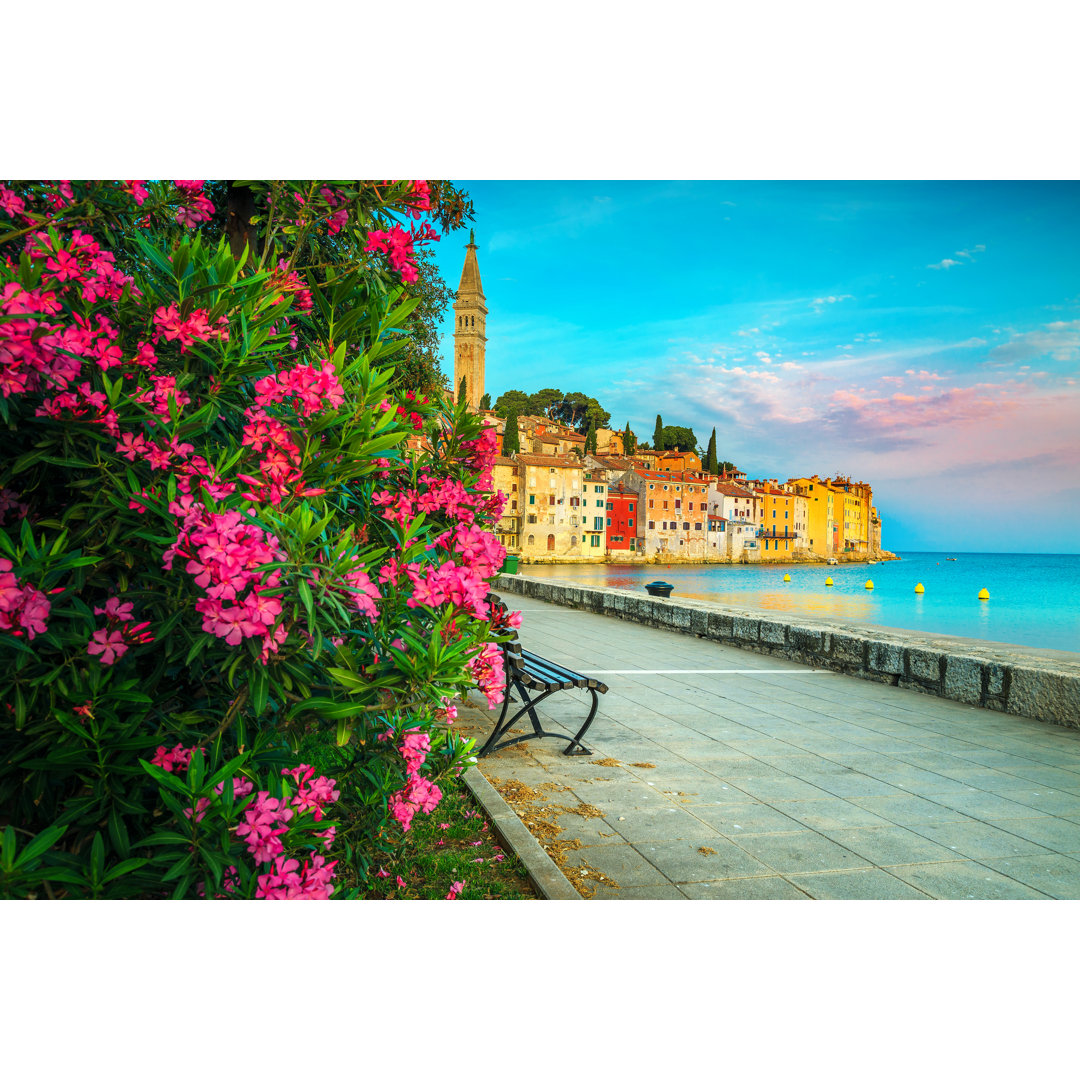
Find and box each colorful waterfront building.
[491,454,521,554]
[517,453,592,558]
[606,482,639,553]
[753,482,799,560]
[706,514,760,561]
[787,475,837,557]
[619,468,709,559]
[582,468,609,557]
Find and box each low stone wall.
[494,573,1080,731]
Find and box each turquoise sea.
[520,552,1080,655]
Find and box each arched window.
[546,534,555,551]
[527,534,535,545]
[570,535,578,546]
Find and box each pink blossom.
[445,881,464,900]
[87,627,128,665]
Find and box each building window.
[695,522,702,530]
[527,534,535,545]
[628,517,634,527]
[683,522,690,530]
[548,495,555,505]
[607,517,612,527]
[546,534,555,551]
[648,499,654,508]
[648,521,655,530]
[629,539,635,550]
[674,499,681,509]
[590,534,600,547]
[606,501,613,510]
[570,535,578,546]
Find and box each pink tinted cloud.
[827,383,1008,431]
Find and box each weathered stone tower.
[453,229,486,411]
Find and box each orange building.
[620,468,709,559]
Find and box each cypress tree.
[653,414,664,452]
[706,427,718,474]
[624,422,635,455]
[502,408,520,455]
[585,419,597,456]
[479,392,491,410]
[458,375,467,405]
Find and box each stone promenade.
[462,596,1080,899]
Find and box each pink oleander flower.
[87,627,128,665]
[445,881,464,900]
[396,875,407,888]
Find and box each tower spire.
[453,231,487,412]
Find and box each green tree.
[705,428,718,474]
[479,392,491,410]
[493,389,530,417]
[584,419,598,455]
[502,407,520,455]
[661,425,698,454]
[583,399,611,431]
[458,375,467,404]
[653,414,664,451]
[528,388,563,419]
[623,423,636,455]
[719,460,736,474]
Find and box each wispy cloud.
[929,243,985,270]
[811,294,854,308]
[988,319,1080,366]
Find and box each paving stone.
[978,854,1080,899]
[904,820,1056,860]
[680,876,811,899]
[885,860,1049,899]
[590,883,688,900]
[562,843,669,887]
[985,816,1080,855]
[775,799,896,831]
[634,838,775,883]
[921,790,1054,820]
[607,805,721,844]
[729,830,872,874]
[726,775,842,802]
[819,825,960,866]
[691,801,805,836]
[785,868,931,899]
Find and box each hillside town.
[447,233,891,565]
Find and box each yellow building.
[491,455,521,553]
[788,475,837,557]
[756,483,798,560]
[824,477,872,555]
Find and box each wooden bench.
[477,600,608,758]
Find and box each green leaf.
[13,824,68,869]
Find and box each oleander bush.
[0,179,516,899]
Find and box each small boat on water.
[826,557,838,565]
[946,557,958,561]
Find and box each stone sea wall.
[494,573,1080,731]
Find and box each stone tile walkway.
[461,596,1080,899]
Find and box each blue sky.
[430,182,1080,554]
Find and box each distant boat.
[826,557,838,565]
[946,557,957,561]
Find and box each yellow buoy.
[783,574,791,582]
[914,583,925,594]
[865,580,874,590]
[825,577,834,586]
[978,588,989,600]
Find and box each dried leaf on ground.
[698,847,718,856]
[592,758,622,767]
[629,762,656,769]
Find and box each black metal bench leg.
[563,688,598,756]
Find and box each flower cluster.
[151,304,229,354]
[0,558,50,638]
[163,503,287,662]
[173,181,215,228]
[87,595,154,666]
[25,228,136,304]
[465,640,506,708]
[387,726,443,832]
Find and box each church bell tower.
[453,230,487,411]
